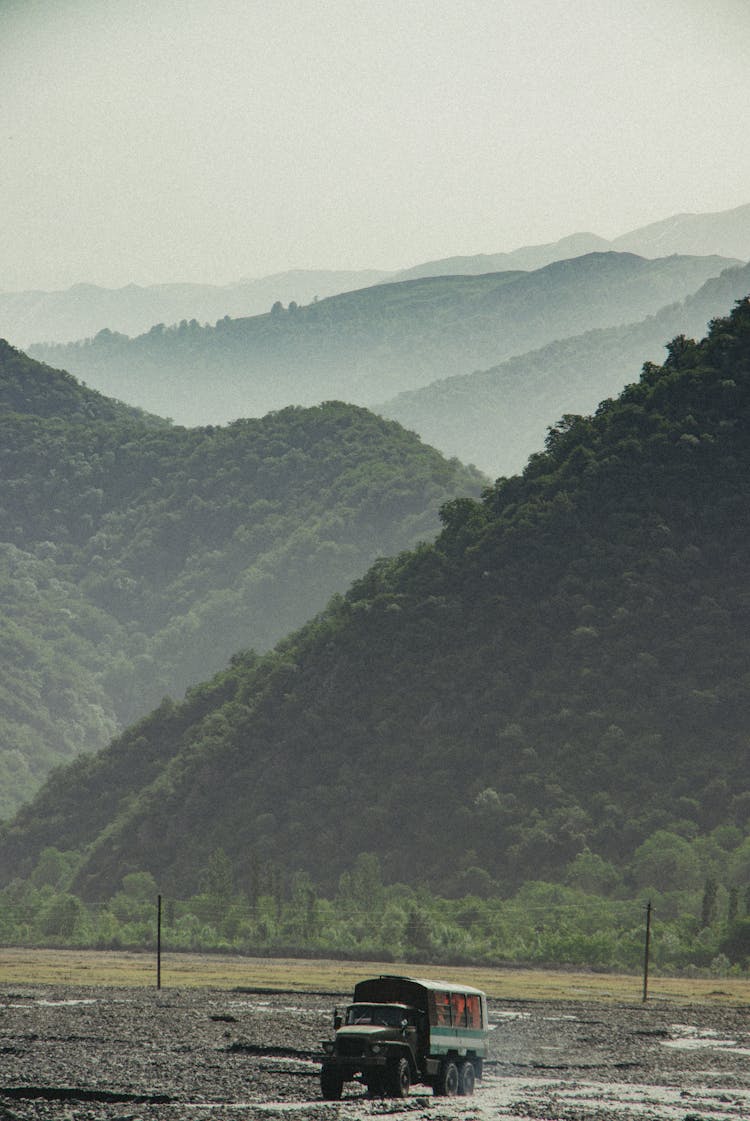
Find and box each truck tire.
[458,1060,475,1096]
[320,1066,343,1100]
[434,1059,459,1096]
[388,1056,411,1097]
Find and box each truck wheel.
[458,1060,475,1096]
[434,1059,459,1096]
[320,1066,343,1100]
[388,1057,411,1097]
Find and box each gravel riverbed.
[0,984,747,1120]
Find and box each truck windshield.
[345,1004,407,1027]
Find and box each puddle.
[10,998,98,1009]
[480,1074,750,1121]
[260,1058,319,1069]
[39,999,98,1007]
[225,1000,324,1018]
[662,1025,750,1056]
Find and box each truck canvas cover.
[352,975,488,1057]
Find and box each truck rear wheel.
[458,1060,475,1095]
[388,1056,411,1097]
[320,1066,343,1100]
[434,1059,459,1096]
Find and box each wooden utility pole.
[642,899,652,1002]
[157,894,162,990]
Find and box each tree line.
[2,847,748,974]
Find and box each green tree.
[630,832,702,892]
[38,893,87,939]
[202,848,235,905]
[701,877,718,927]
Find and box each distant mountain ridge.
[399,203,750,280]
[392,232,611,280]
[27,252,738,427]
[2,202,747,347]
[0,269,389,348]
[612,202,750,260]
[378,259,750,476]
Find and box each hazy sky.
[2,0,749,290]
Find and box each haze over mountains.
[4,202,748,348]
[28,252,738,432]
[5,0,750,965]
[1,202,749,898]
[0,341,483,816]
[379,260,750,476]
[3,299,749,900]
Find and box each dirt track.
[0,984,748,1120]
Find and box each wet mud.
[0,984,747,1120]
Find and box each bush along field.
[2,847,749,978]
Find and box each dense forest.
[28,253,737,426]
[2,851,748,973]
[3,301,750,977]
[0,341,484,814]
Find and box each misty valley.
[0,206,749,983]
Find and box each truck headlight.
[370,1044,381,1054]
[323,1041,334,1054]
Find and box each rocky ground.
[0,983,748,1120]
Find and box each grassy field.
[0,947,748,1004]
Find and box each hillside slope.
[0,345,484,814]
[378,261,750,476]
[0,339,165,425]
[27,253,737,426]
[4,299,750,898]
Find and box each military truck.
[320,974,489,1099]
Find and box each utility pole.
[157,894,162,990]
[642,899,652,1002]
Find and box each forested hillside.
[379,261,750,476]
[28,253,736,426]
[0,341,164,425]
[4,298,750,907]
[0,343,483,814]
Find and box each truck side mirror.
[333,1010,342,1030]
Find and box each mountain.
[613,202,750,261]
[3,297,750,899]
[391,233,610,281]
[398,203,750,282]
[378,261,750,477]
[4,204,747,351]
[27,253,738,427]
[0,270,389,349]
[0,343,484,815]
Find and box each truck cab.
[320,975,489,1099]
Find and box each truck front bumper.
[322,1054,388,1078]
